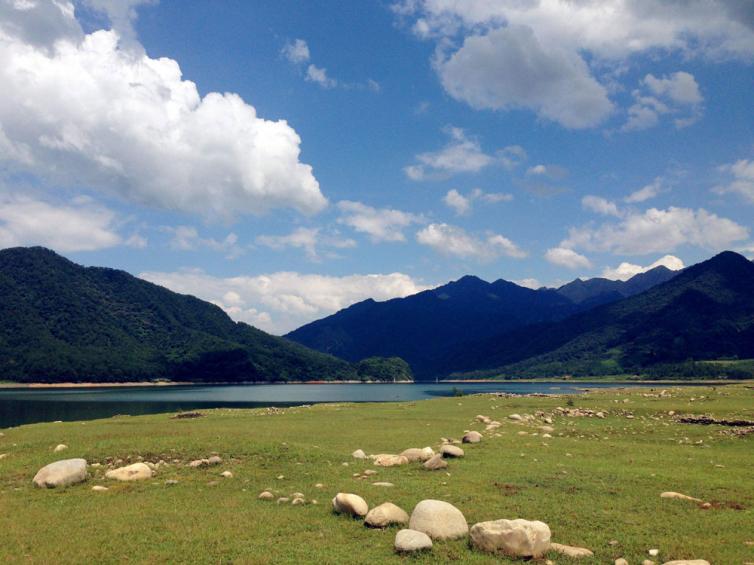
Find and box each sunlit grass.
[1,384,752,563]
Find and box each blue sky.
[1,0,753,333]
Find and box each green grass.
[1,385,753,564]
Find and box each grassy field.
[1,385,753,564]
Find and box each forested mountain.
[286,265,678,377]
[556,266,676,307]
[0,247,366,383]
[444,251,754,379]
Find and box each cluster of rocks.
[348,440,471,473]
[31,449,231,490]
[258,489,315,506]
[328,493,596,559]
[188,455,223,468]
[554,406,608,419]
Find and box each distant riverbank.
[0,377,746,389]
[0,381,671,428]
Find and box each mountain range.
[444,251,754,379]
[287,264,678,378]
[0,247,407,383]
[2,247,752,383]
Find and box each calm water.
[0,381,661,428]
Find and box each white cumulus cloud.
[281,38,310,64]
[561,206,749,255]
[626,177,664,203]
[623,72,704,131]
[395,1,750,129]
[162,226,244,259]
[138,269,431,334]
[255,227,355,261]
[337,201,422,242]
[0,1,326,220]
[0,192,135,252]
[405,127,497,180]
[416,223,526,261]
[601,255,685,281]
[306,64,337,88]
[436,25,614,129]
[582,195,621,217]
[714,159,754,203]
[443,188,512,216]
[544,247,592,270]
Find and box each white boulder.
[409,500,468,540]
[394,529,432,553]
[332,493,368,517]
[32,458,88,488]
[469,518,551,557]
[105,462,153,482]
[365,502,409,528]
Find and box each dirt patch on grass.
[494,482,522,495]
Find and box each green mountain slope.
[0,247,359,383]
[286,268,676,379]
[445,251,754,378]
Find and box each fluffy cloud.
[396,1,751,128]
[443,189,470,216]
[281,38,310,64]
[139,269,430,334]
[443,188,512,216]
[405,127,497,180]
[416,223,526,261]
[623,72,704,131]
[337,201,422,242]
[561,206,749,255]
[398,1,754,58]
[163,226,244,259]
[436,25,613,129]
[544,247,592,270]
[582,195,621,217]
[0,192,137,252]
[715,159,754,203]
[626,177,664,203]
[256,227,355,261]
[306,64,337,88]
[514,278,542,290]
[0,1,326,220]
[601,255,685,281]
[80,0,155,42]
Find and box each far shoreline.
[0,378,748,389]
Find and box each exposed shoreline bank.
[0,378,747,389]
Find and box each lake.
[0,381,663,428]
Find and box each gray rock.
[409,499,468,540]
[373,454,409,467]
[462,431,482,444]
[423,454,448,471]
[365,502,409,528]
[332,492,368,517]
[440,445,464,458]
[550,542,594,558]
[105,462,153,481]
[469,518,551,557]
[395,529,433,553]
[400,448,433,462]
[32,458,88,488]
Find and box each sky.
[1,0,753,334]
